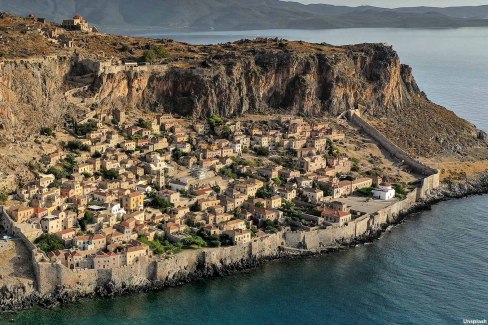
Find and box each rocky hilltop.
[0,14,486,160]
[94,42,419,117]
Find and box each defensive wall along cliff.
[1,172,439,297]
[34,232,286,295]
[30,188,431,297]
[349,110,440,189]
[283,111,442,252]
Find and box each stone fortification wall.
[202,231,284,268]
[3,177,438,298]
[75,58,166,76]
[32,232,286,295]
[348,110,440,199]
[349,111,438,177]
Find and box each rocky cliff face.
[0,57,72,141]
[0,40,485,157]
[94,43,421,118]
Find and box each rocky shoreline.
[1,174,488,314]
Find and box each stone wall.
[349,111,438,176]
[30,231,287,295]
[2,182,436,299]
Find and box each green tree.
[101,168,119,180]
[196,228,221,247]
[393,183,408,199]
[208,115,224,128]
[256,185,273,199]
[356,187,373,197]
[138,235,166,255]
[219,233,233,246]
[73,119,98,136]
[150,197,172,210]
[34,233,64,252]
[79,211,95,231]
[47,166,68,180]
[220,167,237,179]
[137,118,151,129]
[65,140,89,152]
[91,151,102,158]
[254,146,270,157]
[272,177,282,187]
[142,45,169,63]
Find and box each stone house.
[120,191,145,212]
[8,206,35,223]
[62,15,90,31]
[302,188,324,204]
[234,179,264,197]
[223,229,252,245]
[321,208,352,227]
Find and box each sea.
[3,28,488,325]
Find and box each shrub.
[272,177,282,187]
[172,148,187,161]
[40,127,55,137]
[219,234,233,246]
[79,211,95,231]
[256,185,273,199]
[139,235,166,255]
[196,229,222,247]
[72,119,98,136]
[220,167,237,179]
[356,187,373,197]
[60,154,77,174]
[47,166,68,180]
[101,168,119,180]
[34,233,64,252]
[142,45,169,63]
[65,140,89,152]
[254,146,270,157]
[0,187,8,204]
[181,235,207,248]
[394,183,408,199]
[351,164,360,172]
[137,118,151,129]
[150,197,172,210]
[208,114,225,134]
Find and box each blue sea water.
[4,28,488,325]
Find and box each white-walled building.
[372,183,396,200]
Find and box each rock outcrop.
[0,39,485,157]
[0,56,72,141]
[94,43,421,118]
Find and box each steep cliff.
[0,57,72,141]
[94,43,420,118]
[88,40,484,156]
[0,36,485,158]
